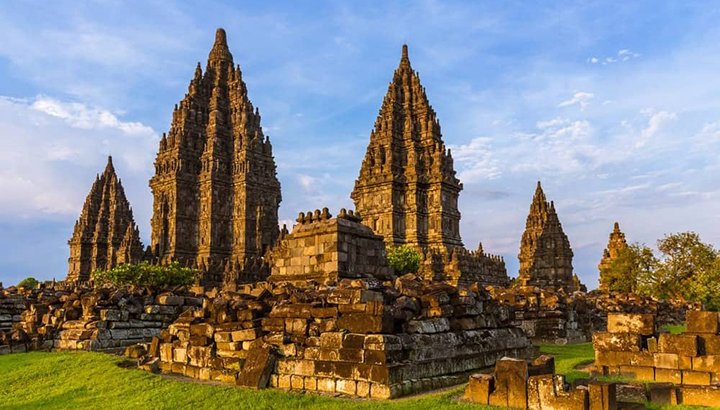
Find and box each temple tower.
[351,45,463,250]
[149,28,281,283]
[598,222,628,290]
[517,182,580,291]
[67,156,143,282]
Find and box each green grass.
[663,324,686,334]
[0,344,707,409]
[539,342,594,382]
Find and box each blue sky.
[0,1,718,288]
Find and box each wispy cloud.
[558,91,594,109]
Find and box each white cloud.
[0,95,158,217]
[637,110,677,147]
[588,49,640,65]
[450,137,501,182]
[558,91,594,109]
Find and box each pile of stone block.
[491,286,590,344]
[0,283,200,354]
[0,286,29,354]
[418,245,510,288]
[463,356,614,409]
[580,290,695,332]
[145,275,533,398]
[592,311,720,406]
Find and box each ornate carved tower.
[518,182,580,291]
[67,156,143,282]
[598,222,628,290]
[149,28,281,282]
[351,45,463,250]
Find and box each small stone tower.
[351,45,463,250]
[517,182,580,292]
[149,28,281,284]
[67,156,143,282]
[598,222,628,290]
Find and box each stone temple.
[598,222,628,290]
[351,45,509,287]
[67,156,144,282]
[517,182,582,292]
[148,28,281,285]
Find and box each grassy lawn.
[0,343,708,409]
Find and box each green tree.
[601,243,656,293]
[639,232,719,310]
[387,245,421,275]
[17,277,39,288]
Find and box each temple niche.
[598,222,629,290]
[517,182,583,292]
[148,28,281,286]
[351,45,508,287]
[67,156,143,282]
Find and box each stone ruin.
[463,311,720,409]
[267,208,393,286]
[590,311,720,406]
[139,208,533,398]
[0,283,197,355]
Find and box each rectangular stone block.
[317,377,336,393]
[593,332,642,352]
[336,379,357,395]
[231,328,262,342]
[680,385,720,406]
[692,355,720,372]
[337,313,392,334]
[654,353,680,369]
[682,370,711,386]
[236,347,276,389]
[619,365,655,381]
[648,383,677,406]
[655,368,681,384]
[686,311,719,334]
[589,382,617,410]
[464,373,493,405]
[595,350,634,367]
[658,334,698,356]
[607,313,654,335]
[490,358,528,409]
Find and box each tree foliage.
[387,245,421,275]
[91,262,198,288]
[601,243,656,293]
[17,277,39,289]
[640,232,719,310]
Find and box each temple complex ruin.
[351,45,508,287]
[149,28,281,285]
[518,182,582,292]
[66,156,144,282]
[598,222,629,290]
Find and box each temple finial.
[215,28,227,46]
[402,44,408,60]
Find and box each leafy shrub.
[17,277,39,288]
[91,262,198,288]
[387,245,421,275]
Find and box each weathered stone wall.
[268,209,393,286]
[491,286,590,344]
[419,245,509,288]
[0,284,199,355]
[588,311,720,407]
[0,287,26,346]
[147,277,533,398]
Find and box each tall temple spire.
[518,181,580,292]
[67,158,143,282]
[598,221,629,290]
[149,28,281,286]
[352,43,462,250]
[351,44,509,287]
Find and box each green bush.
[91,262,198,288]
[17,277,39,288]
[387,245,421,275]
